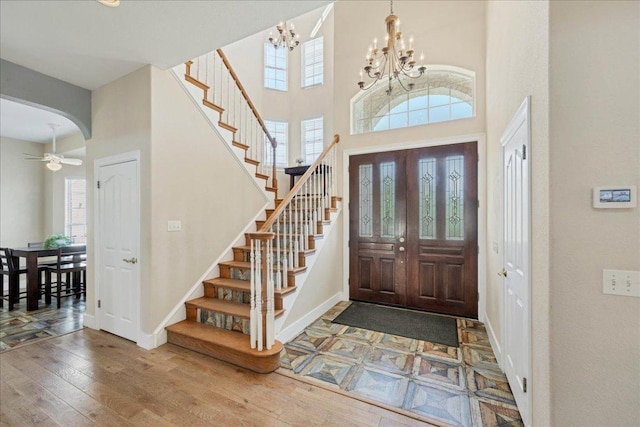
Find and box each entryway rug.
[332,301,459,347]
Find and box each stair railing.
[185,49,278,190]
[249,135,340,350]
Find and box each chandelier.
[268,21,300,52]
[357,0,426,95]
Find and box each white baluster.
[250,239,257,349]
[266,239,274,349]
[275,217,282,291]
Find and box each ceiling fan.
[24,123,83,172]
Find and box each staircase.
[165,49,341,373]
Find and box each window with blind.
[302,116,324,164]
[302,37,323,88]
[264,120,288,167]
[65,178,87,244]
[264,43,288,91]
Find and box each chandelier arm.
[395,77,414,92]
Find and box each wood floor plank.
[0,329,434,427]
[0,361,91,426]
[1,351,131,426]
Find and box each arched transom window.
[351,66,475,134]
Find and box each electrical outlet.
[167,220,182,232]
[603,269,640,297]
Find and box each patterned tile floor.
[0,297,84,353]
[280,301,523,427]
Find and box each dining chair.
[45,246,86,308]
[0,248,28,311]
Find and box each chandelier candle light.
[358,0,426,95]
[268,21,300,52]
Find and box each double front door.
[349,142,478,318]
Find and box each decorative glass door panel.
[349,151,407,306]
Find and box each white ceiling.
[0,98,79,143]
[0,0,330,144]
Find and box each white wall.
[548,2,640,425]
[0,137,46,247]
[485,1,551,424]
[281,213,344,329]
[148,66,266,332]
[85,65,153,321]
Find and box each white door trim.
[93,150,142,345]
[341,132,487,321]
[500,97,532,426]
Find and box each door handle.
[123,257,138,264]
[498,269,507,277]
[399,246,405,252]
[399,237,405,243]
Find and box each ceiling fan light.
[46,161,62,172]
[97,0,120,7]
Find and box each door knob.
[123,257,138,264]
[498,269,507,277]
[399,246,405,252]
[399,237,405,243]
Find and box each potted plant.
[43,234,72,249]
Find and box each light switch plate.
[167,220,182,232]
[603,269,640,297]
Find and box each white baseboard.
[484,312,503,370]
[83,314,97,329]
[137,333,156,350]
[276,292,347,344]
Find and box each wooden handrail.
[216,48,277,148]
[259,134,340,232]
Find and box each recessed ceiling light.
[97,0,120,7]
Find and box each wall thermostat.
[593,185,637,208]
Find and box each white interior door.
[97,159,140,342]
[501,97,531,426]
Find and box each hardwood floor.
[0,328,435,426]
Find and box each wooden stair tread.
[244,157,260,166]
[204,277,297,298]
[166,320,282,373]
[234,245,316,256]
[204,277,250,292]
[232,140,249,150]
[203,99,224,114]
[218,121,237,133]
[186,297,250,318]
[219,260,251,270]
[184,74,209,91]
[186,295,285,317]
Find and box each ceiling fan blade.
[60,158,83,166]
[24,158,47,161]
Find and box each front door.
[97,159,140,342]
[349,142,478,318]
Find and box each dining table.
[10,246,58,311]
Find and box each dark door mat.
[332,301,459,347]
